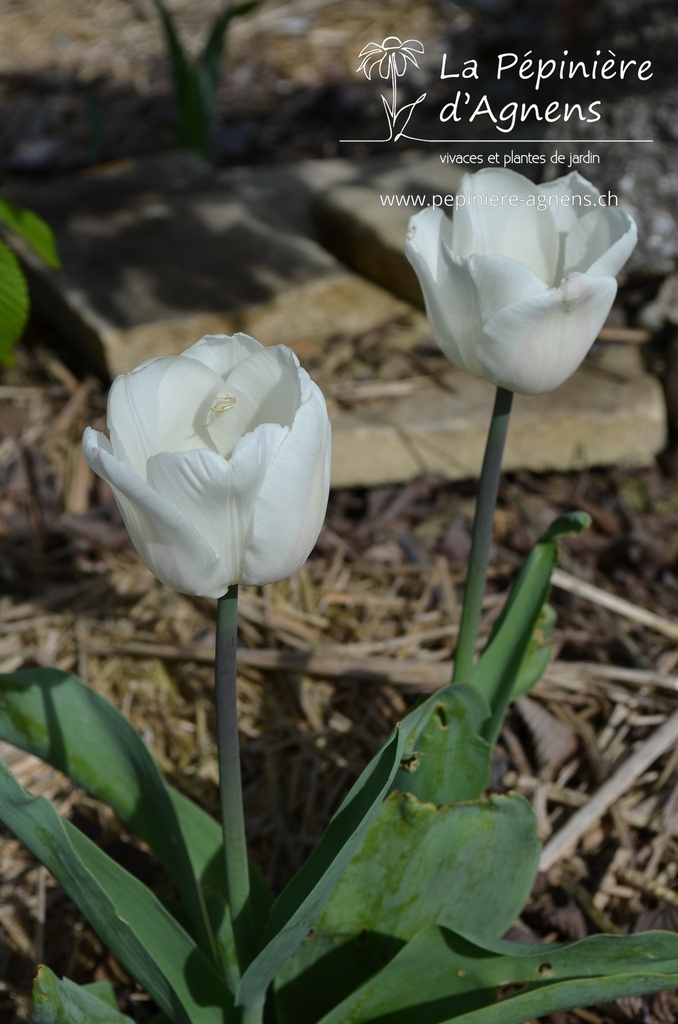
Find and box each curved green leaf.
[0,760,233,1024]
[0,238,29,365]
[275,793,539,1024]
[510,602,557,699]
[472,511,591,747]
[315,925,678,1024]
[320,793,539,940]
[0,669,218,966]
[0,195,61,268]
[392,684,491,805]
[31,968,134,1024]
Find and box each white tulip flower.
[83,334,331,598]
[405,168,637,394]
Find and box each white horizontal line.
[340,139,654,144]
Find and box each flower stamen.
[202,394,236,427]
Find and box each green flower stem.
[215,586,259,1014]
[452,386,514,684]
[241,1009,263,1024]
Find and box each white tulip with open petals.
[405,168,637,395]
[83,334,331,598]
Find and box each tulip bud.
[83,334,331,598]
[405,168,637,395]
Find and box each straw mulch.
[1,326,678,1023]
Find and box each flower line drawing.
[356,36,427,141]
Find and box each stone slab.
[6,152,346,375]
[105,273,421,375]
[329,344,667,488]
[312,160,465,305]
[5,150,458,375]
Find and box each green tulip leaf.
[236,725,404,1010]
[0,760,233,1024]
[391,684,491,804]
[510,602,557,700]
[0,668,275,991]
[275,792,540,1024]
[472,511,590,747]
[314,925,678,1024]
[0,668,221,967]
[31,967,134,1023]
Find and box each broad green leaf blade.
[0,669,217,965]
[275,793,539,1024]
[0,761,233,1024]
[0,239,29,365]
[472,511,590,748]
[0,195,61,268]
[392,684,491,804]
[315,925,678,1024]
[31,967,134,1023]
[237,726,404,1010]
[316,793,539,940]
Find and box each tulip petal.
[180,332,263,378]
[145,423,288,587]
[406,208,483,376]
[82,428,230,597]
[452,169,559,284]
[541,171,602,236]
[244,389,331,586]
[466,253,547,322]
[204,346,301,459]
[536,173,636,278]
[584,211,637,277]
[558,207,636,278]
[108,356,223,476]
[559,208,608,275]
[478,273,617,394]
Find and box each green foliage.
[275,792,540,1024]
[391,684,491,803]
[0,196,61,269]
[0,668,403,1019]
[0,241,29,366]
[31,968,134,1024]
[471,511,591,747]
[310,925,678,1024]
[1,509,675,1023]
[153,0,258,161]
[0,195,61,366]
[0,668,220,968]
[0,759,233,1024]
